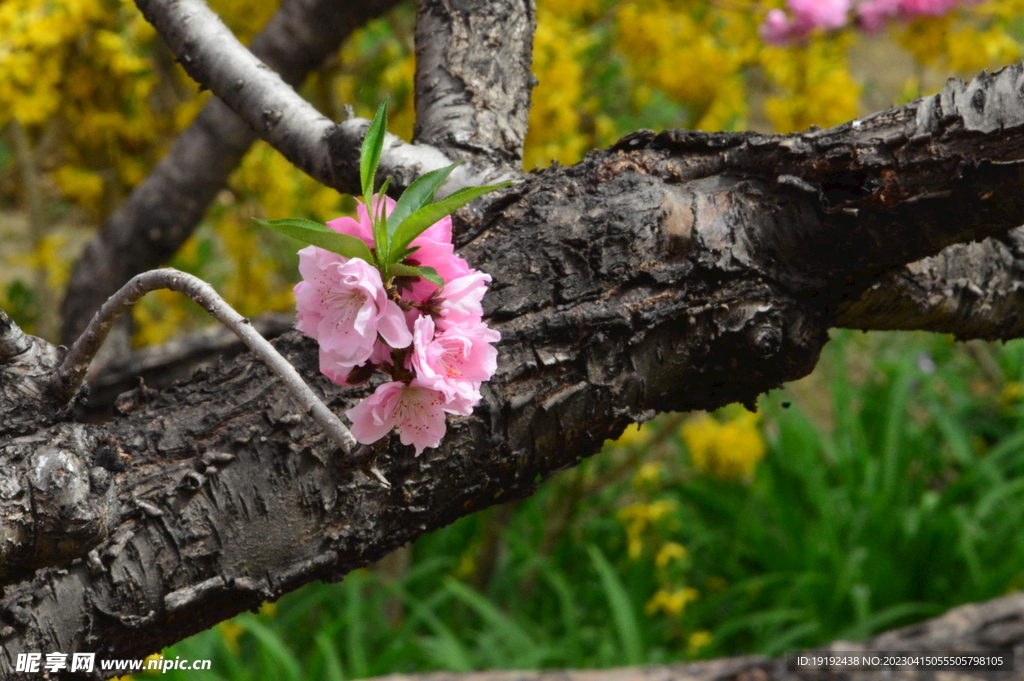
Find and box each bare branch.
[133,0,336,188]
[62,0,404,344]
[0,309,31,364]
[131,0,492,198]
[413,0,536,173]
[84,312,295,411]
[837,229,1024,340]
[55,269,357,454]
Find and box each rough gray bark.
[55,269,358,453]
[413,0,535,173]
[60,0,404,345]
[83,312,294,412]
[836,227,1024,339]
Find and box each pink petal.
[346,381,404,445]
[377,299,414,349]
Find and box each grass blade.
[587,544,643,665]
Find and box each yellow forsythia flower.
[645,587,699,617]
[687,630,714,655]
[655,541,688,569]
[681,411,766,482]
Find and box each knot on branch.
[0,425,117,584]
[0,325,77,437]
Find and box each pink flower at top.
[410,316,500,402]
[346,380,477,455]
[855,0,901,30]
[789,0,850,29]
[295,246,412,370]
[759,0,850,43]
[760,9,794,44]
[326,194,470,300]
[855,0,963,30]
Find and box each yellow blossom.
[633,462,664,488]
[614,423,653,449]
[655,541,687,569]
[687,630,713,656]
[645,587,699,617]
[681,411,766,482]
[619,500,677,560]
[258,601,278,618]
[217,620,245,654]
[999,382,1024,409]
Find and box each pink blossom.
[759,9,794,44]
[295,246,412,370]
[899,0,958,15]
[856,0,901,31]
[410,316,499,402]
[760,0,850,43]
[402,239,471,302]
[437,271,493,328]
[346,380,469,455]
[855,0,970,33]
[789,0,850,29]
[326,194,471,299]
[324,194,400,248]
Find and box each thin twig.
[54,268,358,454]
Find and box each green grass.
[159,330,1024,679]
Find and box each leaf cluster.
[257,102,509,287]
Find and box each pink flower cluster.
[759,0,982,44]
[856,0,983,33]
[294,197,499,455]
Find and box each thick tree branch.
[131,0,492,199]
[61,0,402,344]
[413,0,535,175]
[85,312,295,412]
[836,228,1024,339]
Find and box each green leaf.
[390,263,444,288]
[372,176,393,256]
[388,182,512,263]
[387,163,460,241]
[255,218,374,263]
[360,101,388,200]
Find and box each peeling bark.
[836,228,1024,339]
[413,0,535,172]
